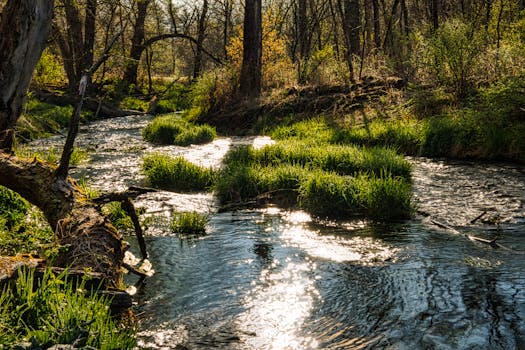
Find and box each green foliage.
[188,67,238,116]
[142,153,216,192]
[156,84,192,113]
[270,117,335,143]
[0,187,55,257]
[253,140,412,178]
[174,124,216,146]
[170,211,208,236]
[0,186,29,229]
[77,176,100,200]
[102,202,134,232]
[120,96,149,112]
[334,118,423,155]
[0,268,136,349]
[298,171,412,220]
[14,146,89,166]
[33,48,66,87]
[142,114,216,146]
[16,99,74,142]
[428,18,482,97]
[142,115,185,144]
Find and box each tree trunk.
[372,0,381,49]
[83,0,97,70]
[431,0,439,31]
[0,0,125,287]
[193,0,209,80]
[122,0,151,92]
[239,0,262,100]
[0,0,54,150]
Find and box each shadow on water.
[28,115,525,349]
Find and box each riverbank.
[196,73,525,164]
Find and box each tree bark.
[193,0,209,80]
[372,0,381,49]
[239,0,262,99]
[0,0,54,150]
[122,0,151,92]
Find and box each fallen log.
[32,90,144,118]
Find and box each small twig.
[470,211,487,224]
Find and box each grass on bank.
[142,114,216,146]
[16,98,93,143]
[170,211,208,236]
[0,268,136,349]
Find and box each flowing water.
[29,115,525,349]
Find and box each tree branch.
[55,27,126,179]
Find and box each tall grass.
[142,114,216,146]
[142,153,216,192]
[0,268,136,349]
[215,143,413,220]
[170,211,208,236]
[254,140,412,178]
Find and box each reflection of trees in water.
[253,240,273,264]
[461,267,525,349]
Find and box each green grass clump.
[142,153,215,192]
[254,141,412,178]
[142,114,216,146]
[142,115,186,144]
[174,124,216,146]
[270,117,335,143]
[333,118,423,154]
[215,144,413,220]
[120,96,149,111]
[170,211,208,235]
[102,202,135,232]
[14,146,89,166]
[0,268,136,349]
[298,171,412,220]
[16,98,92,142]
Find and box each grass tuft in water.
[142,153,215,192]
[216,142,413,220]
[142,114,216,146]
[170,211,208,236]
[0,268,136,349]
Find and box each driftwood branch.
[429,218,508,250]
[93,186,157,260]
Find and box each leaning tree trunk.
[0,155,124,284]
[0,0,125,287]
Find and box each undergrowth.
[0,268,136,349]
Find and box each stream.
[29,114,525,349]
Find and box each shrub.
[428,18,482,97]
[142,153,215,192]
[0,268,136,349]
[170,211,208,235]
